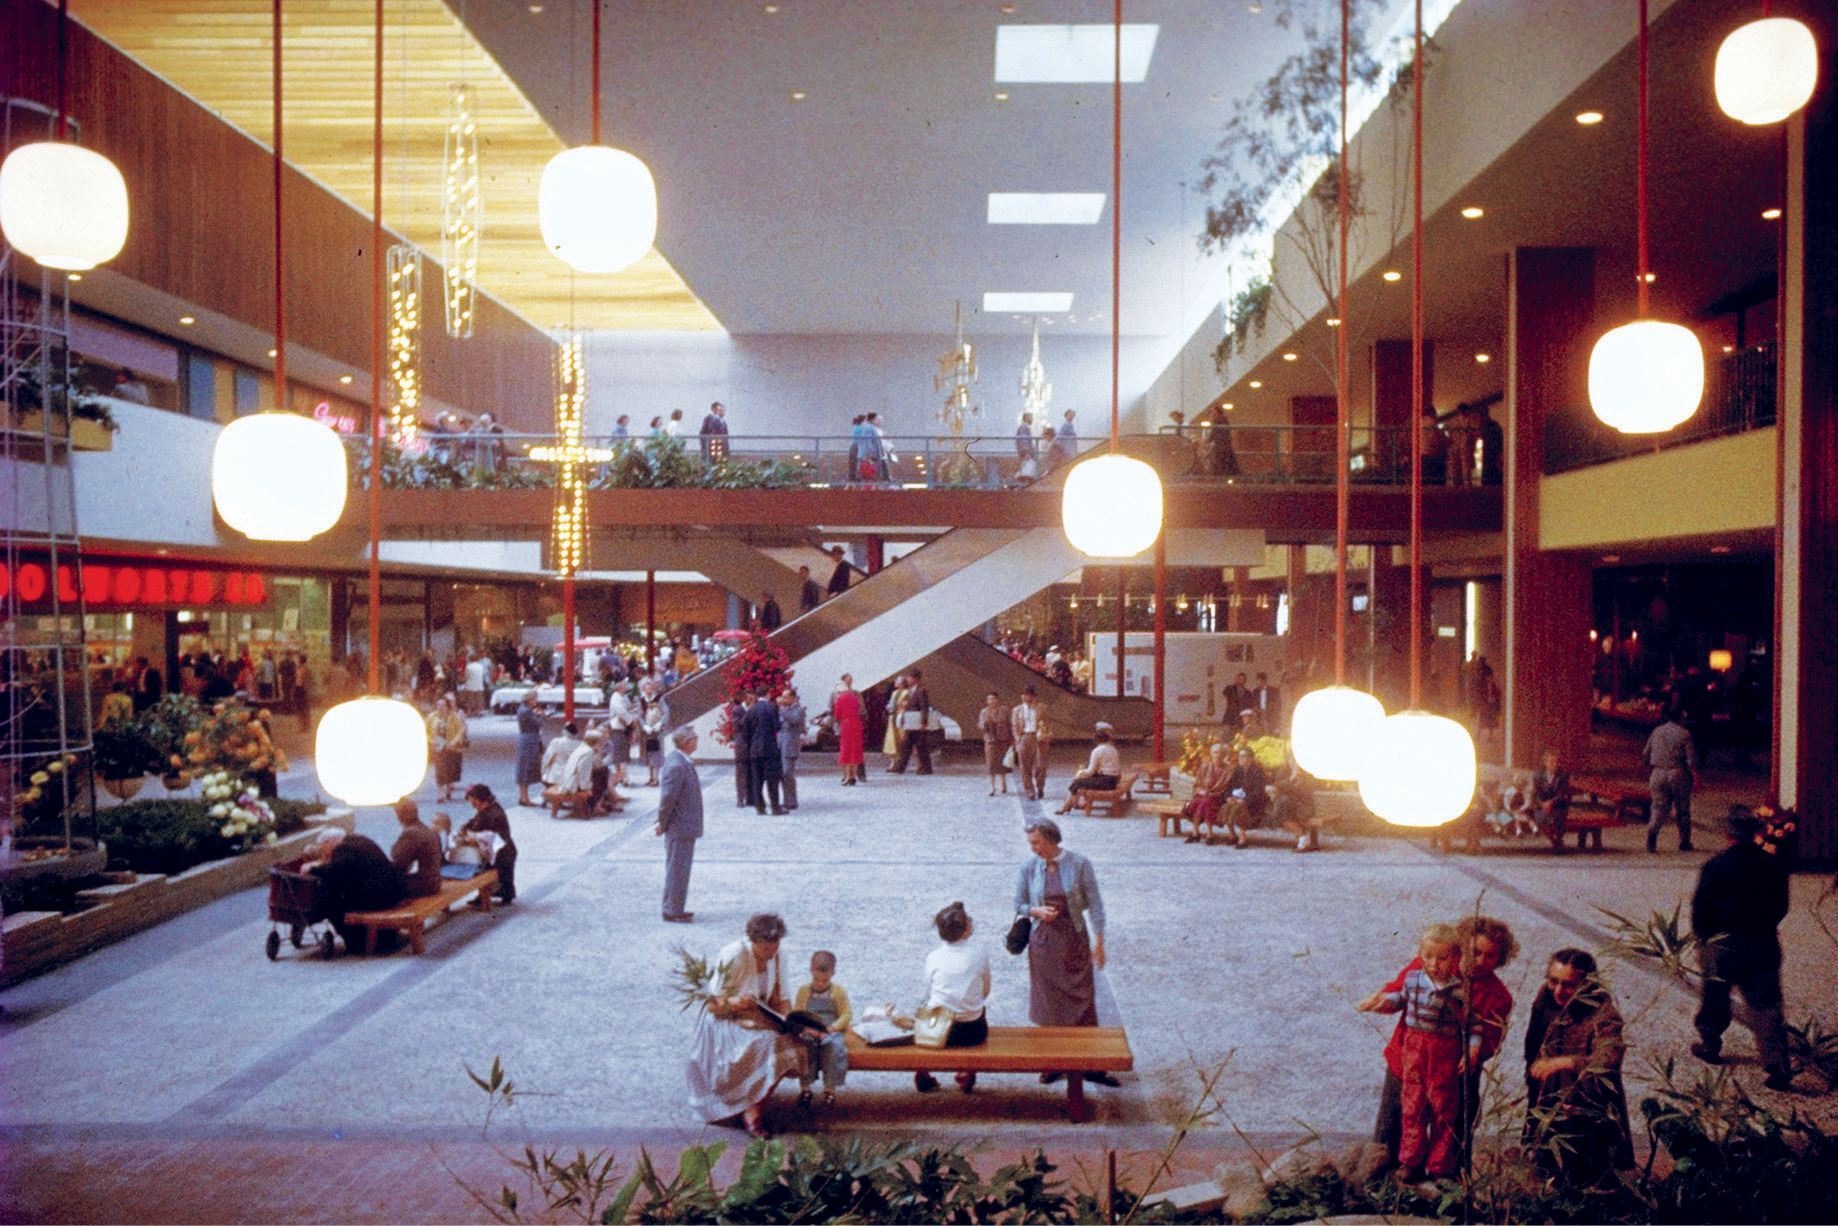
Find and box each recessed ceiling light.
[1641,272,1656,283]
[1001,3,1015,11]
[1710,545,1732,554]
[178,315,196,325]
[1248,380,1263,388]
[764,3,780,11]
[994,90,1010,101]
[983,291,1073,312]
[1475,353,1491,364]
[994,24,1159,84]
[527,2,543,11]
[1575,110,1604,125]
[1326,317,1341,326]
[988,192,1105,224]
[1762,207,1781,220]
[1382,270,1401,282]
[267,348,278,358]
[338,374,354,384]
[1461,206,1484,219]
[1282,352,1297,361]
[1222,402,1234,410]
[1722,344,1735,353]
[1601,554,1620,564]
[790,90,808,101]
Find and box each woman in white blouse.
[1056,722,1122,814]
[916,901,991,1093]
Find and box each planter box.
[70,418,114,451]
[0,809,353,987]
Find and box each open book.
[753,1002,831,1042]
[850,1016,915,1047]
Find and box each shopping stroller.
[266,857,338,960]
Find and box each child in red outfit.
[1370,916,1519,1167]
[1360,924,1488,1180]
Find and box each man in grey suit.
[656,726,704,923]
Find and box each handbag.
[1004,913,1032,956]
[1002,744,1018,770]
[913,1004,954,1049]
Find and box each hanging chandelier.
[442,82,481,337]
[387,244,421,442]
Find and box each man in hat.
[1689,806,1796,1091]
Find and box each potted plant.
[93,719,161,800]
[141,693,205,790]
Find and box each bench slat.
[844,1026,1131,1073]
[343,870,497,954]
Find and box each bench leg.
[1066,1073,1089,1123]
[364,927,378,956]
[408,923,425,955]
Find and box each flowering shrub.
[199,770,278,849]
[185,700,288,776]
[713,629,793,747]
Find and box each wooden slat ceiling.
[69,0,721,333]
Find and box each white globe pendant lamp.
[1358,709,1477,828]
[0,142,129,271]
[1589,0,1703,435]
[1588,319,1705,433]
[1063,0,1165,562]
[212,412,348,541]
[1290,685,1385,782]
[315,696,429,806]
[1063,453,1164,558]
[540,2,657,275]
[539,145,657,274]
[1715,17,1818,125]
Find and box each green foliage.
[1596,902,1701,984]
[1216,275,1274,372]
[1641,1061,1838,1223]
[594,436,702,489]
[702,456,810,490]
[92,720,162,779]
[95,796,320,876]
[140,694,206,774]
[669,946,720,1014]
[1785,1013,1838,1082]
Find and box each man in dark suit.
[1222,671,1250,732]
[656,725,705,923]
[758,591,783,631]
[826,545,852,599]
[743,692,786,814]
[798,566,823,614]
[698,401,729,463]
[1251,672,1282,727]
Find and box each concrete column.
[1777,54,1837,861]
[1504,249,1595,770]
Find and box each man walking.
[744,690,787,814]
[1690,806,1795,1090]
[826,545,852,599]
[698,401,729,464]
[1011,685,1047,800]
[798,566,823,614]
[656,726,704,923]
[1642,699,1698,852]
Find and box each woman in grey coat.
[776,689,807,811]
[1013,818,1119,1086]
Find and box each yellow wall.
[1540,429,1776,551]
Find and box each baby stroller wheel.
[265,930,281,961]
[320,930,338,959]
[290,924,306,948]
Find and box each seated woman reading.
[687,913,805,1139]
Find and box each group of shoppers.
[683,817,1112,1137]
[975,686,1050,798]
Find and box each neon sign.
[1,560,270,609]
[312,401,361,435]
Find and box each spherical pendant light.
[1715,17,1819,125]
[315,697,429,806]
[1290,685,1386,782]
[212,412,349,541]
[0,142,129,271]
[1588,319,1704,433]
[1357,709,1477,828]
[538,145,657,273]
[1062,453,1164,558]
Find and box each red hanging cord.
[1334,0,1350,686]
[592,1,603,146]
[55,0,69,140]
[272,0,287,416]
[1409,0,1423,707]
[1637,0,1649,318]
[1110,0,1122,453]
[368,0,384,695]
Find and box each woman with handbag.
[913,902,990,1093]
[978,692,1013,796]
[1013,819,1120,1087]
[424,694,467,803]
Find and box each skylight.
[983,292,1074,312]
[994,24,1159,84]
[987,193,1107,225]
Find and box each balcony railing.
[346,425,1439,492]
[1545,341,1777,474]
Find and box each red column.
[1115,567,1126,699]
[1372,339,1433,485]
[866,536,885,574]
[645,570,656,677]
[1153,532,1166,760]
[1504,248,1595,770]
[562,577,576,723]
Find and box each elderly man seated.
[390,800,444,898]
[303,827,406,953]
[544,725,622,818]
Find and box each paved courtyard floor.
[2,718,1832,1223]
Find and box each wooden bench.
[342,869,498,955]
[1065,770,1141,817]
[1138,762,1175,794]
[844,1026,1133,1122]
[1143,798,1193,839]
[1432,769,1638,854]
[1570,775,1652,827]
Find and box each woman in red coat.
[831,674,864,785]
